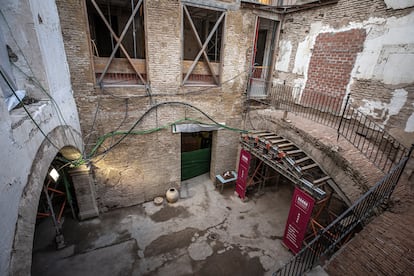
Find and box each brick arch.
[9,125,83,275]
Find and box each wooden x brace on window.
[182,7,225,85]
[90,0,145,85]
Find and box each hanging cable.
[89,101,247,158]
[0,69,60,150]
[1,10,79,146]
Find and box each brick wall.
[302,29,366,108]
[274,0,414,144]
[56,0,255,210]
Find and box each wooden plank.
[262,135,280,140]
[255,132,273,137]
[294,156,310,164]
[286,149,303,155]
[313,175,331,185]
[269,138,287,144]
[300,163,318,171]
[278,142,294,148]
[182,59,220,76]
[94,57,146,74]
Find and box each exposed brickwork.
[302,29,366,106]
[326,201,414,275]
[274,0,414,140]
[55,0,255,209]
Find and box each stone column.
[69,165,99,220]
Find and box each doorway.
[181,132,212,180]
[249,17,278,98]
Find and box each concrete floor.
[32,173,294,276]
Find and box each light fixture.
[49,168,60,182]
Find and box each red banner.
[283,187,315,254]
[235,149,251,199]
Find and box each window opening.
[249,17,278,98]
[182,5,225,86]
[87,0,146,86]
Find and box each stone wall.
[56,0,257,210]
[273,0,414,145]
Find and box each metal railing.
[268,84,409,173]
[242,0,296,6]
[273,147,413,275]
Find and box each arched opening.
[9,126,90,275]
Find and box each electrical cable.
[1,10,79,146]
[83,94,101,157]
[88,101,247,159]
[0,69,60,150]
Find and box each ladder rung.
[301,163,318,171]
[286,149,303,155]
[294,156,310,164]
[313,176,331,185]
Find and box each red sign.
[283,187,315,254]
[235,149,251,199]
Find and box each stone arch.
[10,125,83,275]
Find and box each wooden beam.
[300,163,318,171]
[183,12,225,84]
[91,0,145,84]
[278,142,294,148]
[94,57,145,74]
[313,175,331,185]
[182,60,220,75]
[269,138,287,144]
[294,156,310,165]
[183,6,218,84]
[93,0,143,85]
[286,149,303,155]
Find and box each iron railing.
[242,0,296,6]
[273,147,413,275]
[268,84,409,173]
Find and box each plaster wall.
[0,0,82,274]
[273,0,414,144]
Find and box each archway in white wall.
[9,126,84,276]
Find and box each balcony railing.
[242,0,302,6]
[273,147,413,275]
[262,84,410,173]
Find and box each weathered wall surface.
[56,0,257,210]
[274,0,414,145]
[0,0,82,274]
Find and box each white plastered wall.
[0,0,82,274]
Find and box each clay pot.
[166,188,179,203]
